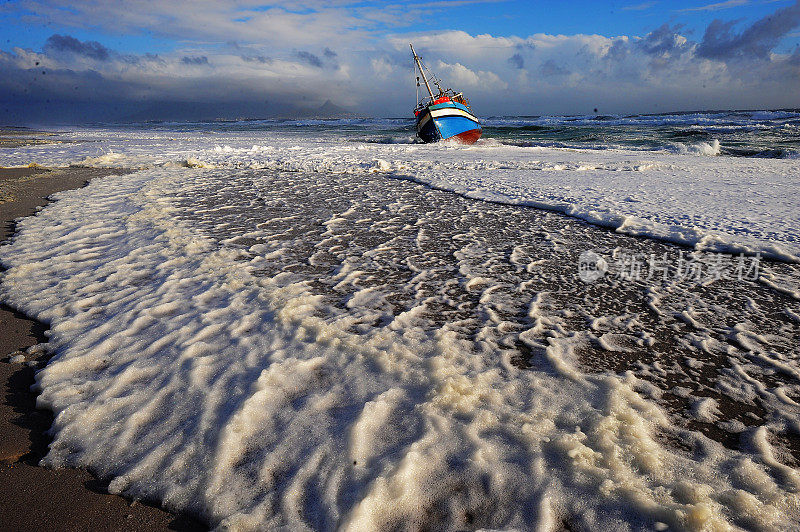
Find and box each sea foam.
[8,125,798,261]
[1,164,798,529]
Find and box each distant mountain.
[315,100,356,118]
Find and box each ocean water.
[1,111,800,530]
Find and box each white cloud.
[677,0,750,12]
[432,60,508,90]
[623,2,659,11]
[2,2,798,120]
[12,1,375,48]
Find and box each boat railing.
[415,89,472,112]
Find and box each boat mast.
[410,44,434,101]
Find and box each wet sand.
[0,127,60,149]
[0,165,206,530]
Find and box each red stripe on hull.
[451,128,481,145]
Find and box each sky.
[1,0,799,123]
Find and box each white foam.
[1,166,798,529]
[2,127,798,261]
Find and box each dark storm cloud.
[181,56,209,65]
[0,51,128,100]
[638,24,689,58]
[606,39,628,62]
[120,52,165,65]
[697,0,800,60]
[0,48,332,124]
[323,47,337,59]
[791,46,800,66]
[507,53,524,69]
[44,34,110,61]
[540,59,570,77]
[295,51,323,68]
[143,53,165,64]
[242,55,273,64]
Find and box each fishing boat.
[411,44,481,144]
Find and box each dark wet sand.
[0,127,60,149]
[0,166,206,531]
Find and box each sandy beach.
[0,161,205,530]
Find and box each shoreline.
[0,165,206,530]
[0,127,60,149]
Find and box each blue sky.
[1,0,799,122]
[3,1,797,52]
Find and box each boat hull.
[415,101,481,144]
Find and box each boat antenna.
[410,44,434,101]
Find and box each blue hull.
[415,101,481,144]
